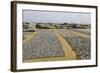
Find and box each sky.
[23,10,91,24]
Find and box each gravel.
[58,29,91,60]
[23,29,65,60]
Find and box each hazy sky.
[23,10,91,24]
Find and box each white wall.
[0,0,99,73]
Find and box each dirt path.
[53,29,76,60]
[23,31,39,45]
[70,30,90,38]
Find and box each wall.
[0,0,99,73]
